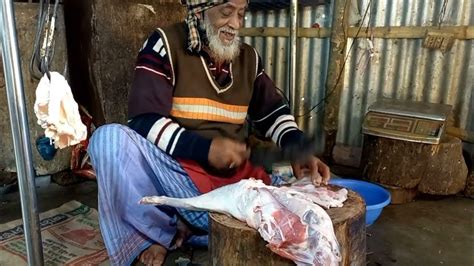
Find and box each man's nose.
[228,13,242,30]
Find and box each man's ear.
[196,12,202,19]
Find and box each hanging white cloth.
[34,71,87,149]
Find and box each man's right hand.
[208,137,249,170]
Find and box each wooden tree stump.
[417,136,468,195]
[380,184,418,204]
[464,170,474,198]
[362,135,433,189]
[362,135,468,195]
[463,151,473,198]
[209,187,366,266]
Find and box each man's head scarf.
[181,0,247,53]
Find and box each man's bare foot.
[172,218,193,249]
[138,218,192,265]
[138,244,167,265]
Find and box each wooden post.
[239,26,474,39]
[209,188,366,266]
[323,0,350,163]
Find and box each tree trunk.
[362,135,433,189]
[362,135,468,196]
[209,188,366,266]
[62,0,186,125]
[417,136,468,195]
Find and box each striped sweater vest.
[157,22,258,141]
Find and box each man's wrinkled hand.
[208,137,249,170]
[291,156,330,186]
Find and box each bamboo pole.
[239,26,474,40]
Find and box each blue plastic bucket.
[329,178,391,226]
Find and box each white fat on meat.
[288,177,348,209]
[140,178,346,266]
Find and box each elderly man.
[88,0,330,264]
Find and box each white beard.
[201,17,241,62]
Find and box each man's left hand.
[291,156,330,186]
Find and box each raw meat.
[140,178,346,266]
[287,177,348,209]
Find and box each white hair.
[201,14,241,62]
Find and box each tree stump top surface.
[210,184,365,229]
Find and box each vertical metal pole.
[289,0,298,116]
[0,1,44,265]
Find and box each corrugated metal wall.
[340,0,473,146]
[243,4,333,153]
[243,0,473,151]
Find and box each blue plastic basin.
[329,178,391,226]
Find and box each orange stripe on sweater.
[170,110,245,124]
[172,97,248,113]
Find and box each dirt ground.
[1,179,473,265]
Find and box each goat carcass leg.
[140,179,260,223]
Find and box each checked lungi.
[88,124,285,265]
